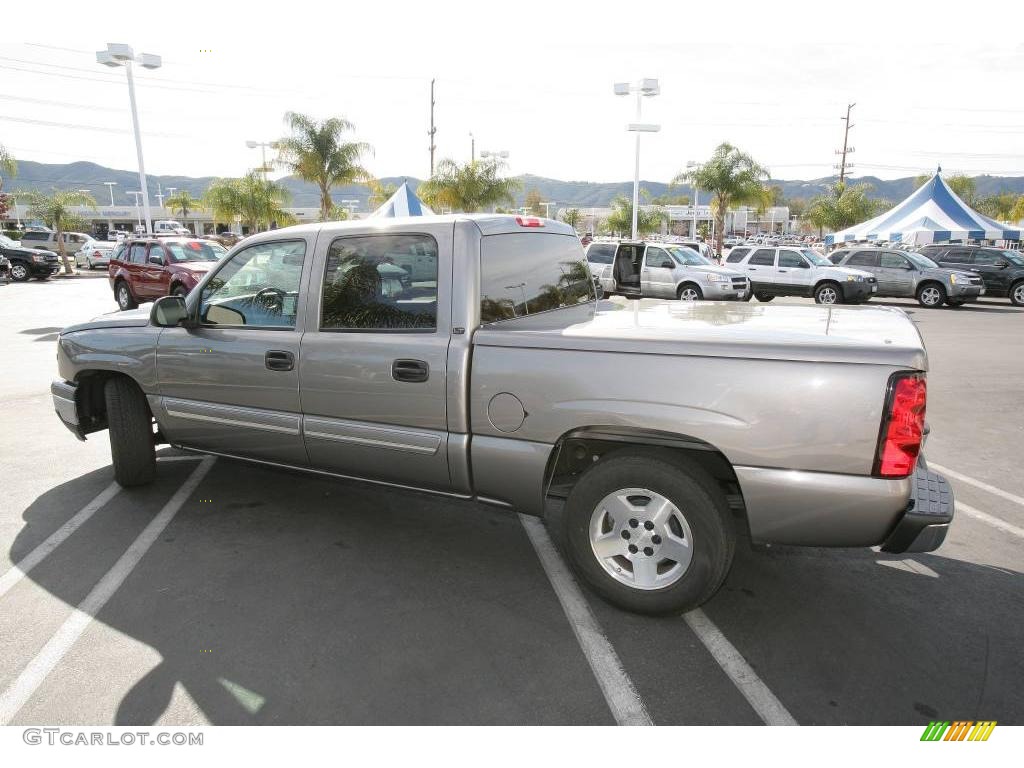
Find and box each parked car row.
[0,234,61,281]
[723,246,877,304]
[917,244,1024,306]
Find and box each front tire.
[10,263,30,282]
[104,377,156,487]
[1010,280,1024,307]
[814,282,842,305]
[116,280,137,310]
[754,292,774,302]
[677,283,703,301]
[562,448,736,615]
[916,282,946,308]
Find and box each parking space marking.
[957,501,1024,540]
[156,455,205,463]
[0,457,216,725]
[518,514,652,726]
[683,608,798,726]
[930,463,1024,508]
[0,481,121,599]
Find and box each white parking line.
[930,462,1024,508]
[156,455,204,463]
[519,514,652,726]
[683,608,798,726]
[0,456,216,725]
[957,501,1024,540]
[0,481,121,599]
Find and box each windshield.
[667,246,711,266]
[801,249,832,266]
[906,252,939,269]
[1001,250,1024,267]
[165,241,219,262]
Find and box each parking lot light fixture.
[96,43,161,235]
[246,141,279,180]
[615,78,661,240]
[102,181,117,206]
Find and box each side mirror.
[151,295,189,328]
[149,255,164,265]
[995,259,1009,268]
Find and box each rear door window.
[749,249,776,266]
[847,251,879,267]
[586,244,615,264]
[972,250,1001,265]
[726,247,750,263]
[942,248,974,263]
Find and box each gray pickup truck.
[51,214,954,615]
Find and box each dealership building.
[564,204,793,237]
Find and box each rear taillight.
[873,373,927,478]
[515,216,544,228]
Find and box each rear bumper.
[735,460,952,552]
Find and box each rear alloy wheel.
[1011,281,1024,307]
[10,262,29,282]
[754,292,774,302]
[562,448,736,615]
[116,281,137,310]
[814,282,842,305]
[677,284,703,301]
[916,283,946,308]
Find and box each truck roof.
[238,214,578,244]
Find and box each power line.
[0,115,190,139]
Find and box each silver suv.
[828,247,983,308]
[725,245,876,304]
[587,240,748,301]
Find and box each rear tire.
[916,282,946,308]
[754,292,774,302]
[104,377,156,487]
[561,448,736,615]
[116,280,137,310]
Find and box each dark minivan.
[919,245,1024,306]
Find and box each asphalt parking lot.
[1,273,1022,725]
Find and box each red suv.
[109,237,224,310]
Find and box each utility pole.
[428,78,437,177]
[470,132,475,163]
[835,102,856,184]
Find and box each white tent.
[826,172,1021,246]
[370,181,433,218]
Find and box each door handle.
[778,269,788,272]
[392,359,429,383]
[265,350,294,371]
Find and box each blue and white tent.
[370,181,434,218]
[825,172,1021,246]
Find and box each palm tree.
[276,112,372,221]
[675,143,769,257]
[416,158,520,213]
[165,190,203,220]
[805,182,885,238]
[204,172,295,233]
[604,196,666,237]
[0,144,16,192]
[562,208,583,230]
[17,189,96,274]
[367,180,398,211]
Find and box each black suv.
[0,234,61,281]
[919,244,1024,306]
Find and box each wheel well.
[916,279,944,294]
[814,279,840,291]
[73,371,153,437]
[543,427,750,539]
[676,281,701,296]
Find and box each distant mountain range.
[6,160,1024,210]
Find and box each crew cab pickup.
[51,214,953,614]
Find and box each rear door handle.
[265,350,294,371]
[392,359,429,383]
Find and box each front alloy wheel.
[1011,282,1024,307]
[917,283,945,308]
[677,285,702,301]
[116,282,137,310]
[815,283,841,304]
[10,263,29,282]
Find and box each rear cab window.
[586,244,615,264]
[480,233,594,323]
[725,247,750,263]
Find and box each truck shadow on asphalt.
[9,456,1024,725]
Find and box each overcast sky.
[2,0,1022,187]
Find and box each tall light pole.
[96,43,161,234]
[127,190,143,229]
[686,160,699,238]
[246,140,279,181]
[103,181,117,206]
[614,78,660,240]
[540,201,556,218]
[469,132,475,163]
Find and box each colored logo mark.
[920,721,997,742]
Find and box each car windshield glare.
[166,241,218,262]
[667,246,710,266]
[906,252,938,269]
[1001,250,1024,266]
[0,235,17,248]
[801,249,831,266]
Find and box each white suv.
[724,245,877,304]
